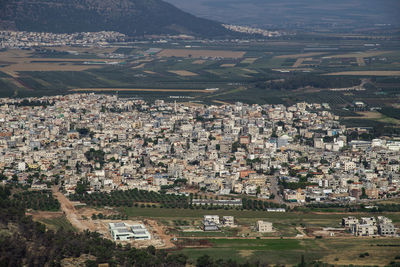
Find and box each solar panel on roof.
[116,228,131,233]
[133,230,147,235]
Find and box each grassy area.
[123,206,400,238]
[38,216,77,232]
[177,238,400,266]
[123,206,400,221]
[211,238,301,250]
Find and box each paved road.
[268,175,285,205]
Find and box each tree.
[196,255,213,267]
[361,188,368,199]
[12,174,18,183]
[75,179,89,195]
[256,186,261,195]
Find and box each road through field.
[52,186,90,231]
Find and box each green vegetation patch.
[210,239,301,250]
[70,188,188,208]
[12,190,60,211]
[39,216,77,232]
[379,107,400,120]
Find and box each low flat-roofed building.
[351,224,376,236]
[109,222,126,230]
[109,222,151,241]
[342,216,358,228]
[130,224,151,240]
[360,217,376,226]
[204,215,220,225]
[378,223,397,236]
[222,216,235,227]
[111,227,135,241]
[203,220,219,231]
[257,221,273,233]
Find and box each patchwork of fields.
[120,207,400,265]
[0,40,399,126]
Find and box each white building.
[360,217,376,226]
[344,161,356,172]
[109,223,135,241]
[352,224,376,236]
[342,216,359,227]
[18,162,26,171]
[378,223,397,236]
[204,215,220,225]
[130,224,151,240]
[257,221,273,233]
[109,222,151,241]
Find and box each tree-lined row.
[242,198,287,210]
[69,188,189,208]
[12,190,60,211]
[300,203,400,213]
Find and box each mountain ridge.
[0,0,232,37]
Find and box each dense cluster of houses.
[342,216,397,237]
[0,31,126,48]
[0,94,399,207]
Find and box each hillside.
[0,0,231,37]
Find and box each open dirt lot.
[131,63,146,69]
[157,49,245,59]
[26,210,64,219]
[192,60,206,64]
[143,70,157,75]
[168,70,198,76]
[220,63,236,67]
[293,58,305,67]
[0,49,113,77]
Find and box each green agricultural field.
[177,238,400,266]
[122,206,400,224]
[1,38,400,128]
[38,216,77,232]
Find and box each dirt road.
[52,187,89,231]
[146,219,175,249]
